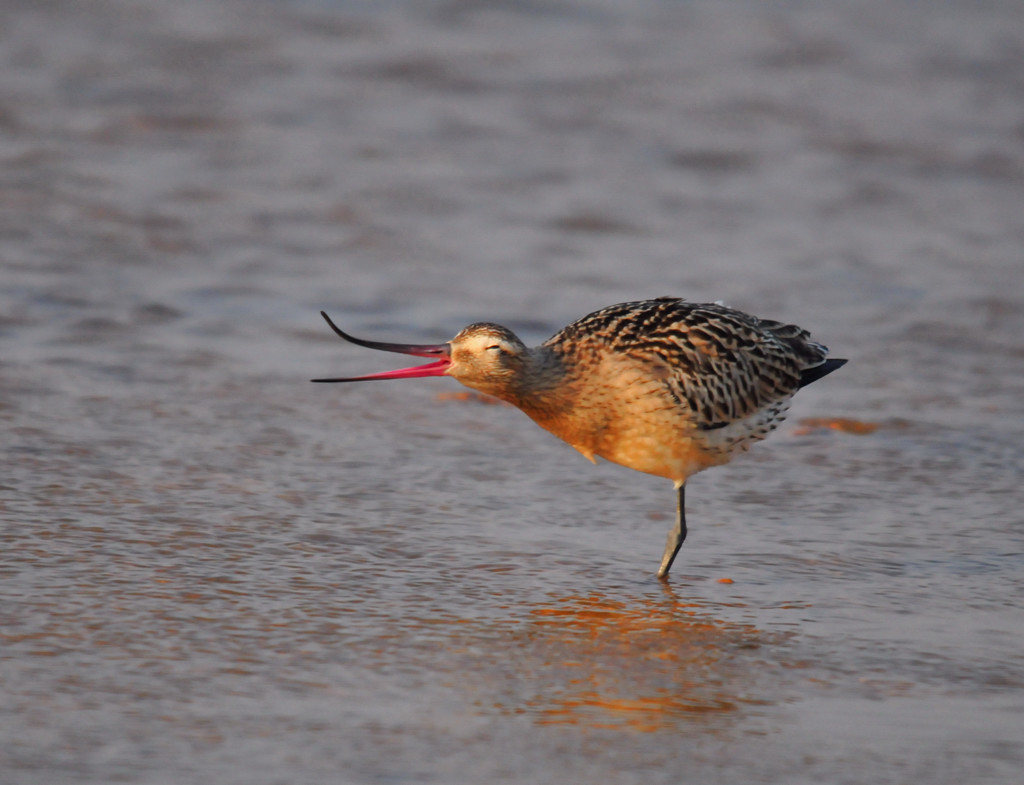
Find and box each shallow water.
[2,0,1024,782]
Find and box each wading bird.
[312,297,845,578]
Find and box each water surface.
[2,0,1023,782]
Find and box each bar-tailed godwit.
[313,297,845,578]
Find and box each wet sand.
[2,0,1023,782]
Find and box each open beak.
[311,311,451,383]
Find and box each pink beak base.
[311,311,452,383]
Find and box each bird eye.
[486,344,503,352]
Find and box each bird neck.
[503,346,573,413]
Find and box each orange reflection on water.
[481,592,772,732]
[794,417,880,435]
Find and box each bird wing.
[548,299,827,430]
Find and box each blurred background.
[2,0,1023,783]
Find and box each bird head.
[311,312,527,398]
[445,323,527,396]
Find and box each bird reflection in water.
[447,588,778,732]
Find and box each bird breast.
[510,353,724,482]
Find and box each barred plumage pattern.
[546,297,828,434]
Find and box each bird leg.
[656,482,687,579]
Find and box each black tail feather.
[798,358,847,389]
